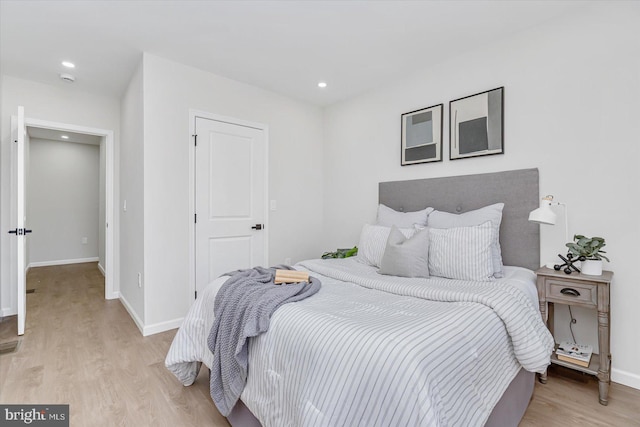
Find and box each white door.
[194,117,267,296]
[10,106,28,335]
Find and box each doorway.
[26,128,103,272]
[11,115,117,316]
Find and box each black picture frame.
[449,87,504,160]
[400,103,443,166]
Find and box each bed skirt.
[226,368,535,427]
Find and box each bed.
[166,168,554,427]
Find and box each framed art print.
[449,87,503,160]
[401,103,443,166]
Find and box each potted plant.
[566,235,609,276]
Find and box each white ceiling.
[0,1,591,106]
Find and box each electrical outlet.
[137,272,142,288]
[82,237,88,244]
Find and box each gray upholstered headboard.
[379,168,540,271]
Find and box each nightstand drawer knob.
[560,288,581,297]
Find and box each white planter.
[581,259,603,276]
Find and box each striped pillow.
[357,224,416,268]
[428,221,495,281]
[376,204,433,228]
[428,203,504,278]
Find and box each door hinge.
[194,213,197,223]
[193,134,197,146]
[195,290,198,299]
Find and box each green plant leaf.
[567,234,610,261]
[321,246,358,259]
[344,246,358,257]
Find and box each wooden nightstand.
[535,266,613,405]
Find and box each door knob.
[251,224,263,230]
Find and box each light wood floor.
[1,263,638,426]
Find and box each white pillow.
[376,204,433,228]
[357,224,416,268]
[378,226,430,278]
[428,203,504,278]
[428,222,495,281]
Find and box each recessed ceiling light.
[62,61,75,68]
[317,82,327,88]
[61,135,69,139]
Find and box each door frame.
[11,116,118,301]
[188,109,269,304]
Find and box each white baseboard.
[143,318,183,336]
[28,257,99,268]
[97,263,105,276]
[106,290,120,300]
[612,367,640,390]
[118,293,144,335]
[1,307,16,317]
[112,294,181,336]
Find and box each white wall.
[0,75,120,316]
[141,53,324,330]
[27,138,100,265]
[323,5,640,388]
[119,60,145,326]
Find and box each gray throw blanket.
[207,266,321,416]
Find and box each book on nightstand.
[556,341,593,367]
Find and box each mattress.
[166,258,553,427]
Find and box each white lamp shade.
[528,204,557,225]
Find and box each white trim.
[190,109,268,131]
[142,317,184,336]
[97,263,105,276]
[1,307,16,317]
[28,257,99,268]
[612,367,640,391]
[188,109,270,309]
[188,113,196,307]
[21,117,118,301]
[119,293,144,334]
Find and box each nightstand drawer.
[546,280,597,306]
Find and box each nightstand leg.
[597,308,611,405]
[598,376,609,406]
[537,295,550,385]
[539,370,547,384]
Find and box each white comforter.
[166,258,553,427]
